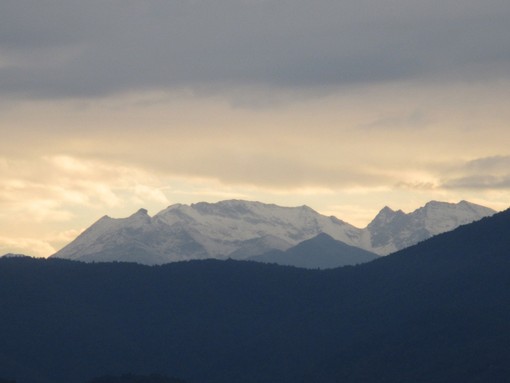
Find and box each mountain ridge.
[51,199,495,265]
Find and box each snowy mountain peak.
[299,204,315,211]
[423,200,445,207]
[369,206,404,226]
[113,208,150,225]
[128,208,150,221]
[190,200,262,217]
[458,200,496,215]
[366,200,496,254]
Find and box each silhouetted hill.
[248,232,379,268]
[1,209,510,383]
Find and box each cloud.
[1,0,509,100]
[445,175,510,190]
[0,227,87,258]
[132,184,169,205]
[361,110,431,130]
[442,156,510,190]
[0,155,173,224]
[2,81,510,195]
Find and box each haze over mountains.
[51,200,495,266]
[2,207,510,383]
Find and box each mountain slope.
[51,199,495,265]
[2,208,510,383]
[248,233,379,269]
[52,208,210,263]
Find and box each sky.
[1,0,510,257]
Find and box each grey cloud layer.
[1,0,510,98]
[443,156,510,190]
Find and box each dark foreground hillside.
[1,209,510,383]
[87,373,187,383]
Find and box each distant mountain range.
[51,199,495,266]
[2,208,510,383]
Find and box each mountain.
[52,200,362,264]
[51,199,495,265]
[2,208,510,383]
[366,200,496,254]
[50,208,211,264]
[248,233,379,269]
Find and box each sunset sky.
[1,0,510,257]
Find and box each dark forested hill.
[1,209,510,383]
[87,373,187,383]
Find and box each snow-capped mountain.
[52,200,362,264]
[51,199,495,265]
[367,200,496,254]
